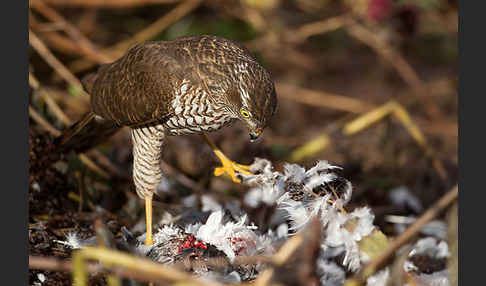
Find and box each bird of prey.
[57,35,278,245]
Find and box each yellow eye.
[241,110,250,118]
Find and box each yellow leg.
[144,196,154,245]
[201,134,252,183]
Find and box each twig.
[276,82,457,138]
[276,82,375,114]
[30,0,114,64]
[343,100,447,179]
[93,220,121,286]
[30,254,213,285]
[30,255,101,273]
[29,105,62,137]
[172,254,275,273]
[30,12,92,58]
[29,17,65,33]
[34,29,83,56]
[345,185,458,285]
[108,0,202,56]
[88,149,128,178]
[343,101,396,136]
[29,72,72,125]
[271,235,304,265]
[391,102,427,148]
[279,83,450,176]
[345,21,441,119]
[72,246,224,286]
[289,133,331,162]
[77,154,111,179]
[39,0,180,8]
[29,29,84,93]
[239,5,267,32]
[160,160,207,194]
[388,245,413,286]
[70,0,203,73]
[74,171,86,212]
[254,270,274,286]
[253,234,304,286]
[31,16,117,178]
[76,7,99,36]
[285,14,352,44]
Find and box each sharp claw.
[234,165,252,175]
[213,160,252,183]
[214,167,225,176]
[236,164,252,171]
[230,175,241,183]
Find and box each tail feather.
[56,111,120,154]
[81,71,101,94]
[56,68,120,154]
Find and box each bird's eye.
[241,110,250,118]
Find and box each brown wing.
[90,41,198,127]
[89,35,260,127]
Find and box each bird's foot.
[144,196,154,246]
[213,153,252,183]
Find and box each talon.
[201,134,254,184]
[213,157,253,183]
[214,167,225,177]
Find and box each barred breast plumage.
[130,79,235,198]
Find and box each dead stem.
[345,21,441,119]
[345,22,423,92]
[173,255,275,272]
[30,255,101,273]
[69,0,203,73]
[30,72,72,126]
[108,0,202,55]
[87,149,128,178]
[285,14,353,44]
[160,159,207,194]
[39,0,180,8]
[345,185,458,285]
[29,29,84,93]
[30,12,93,58]
[29,106,62,137]
[72,246,225,286]
[77,154,111,179]
[31,0,113,64]
[276,82,375,114]
[253,235,304,286]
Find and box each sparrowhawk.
[58,35,278,245]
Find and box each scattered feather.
[366,268,389,286]
[55,159,452,286]
[389,186,423,213]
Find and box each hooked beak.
[249,129,263,142]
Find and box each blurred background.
[28,0,457,283]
